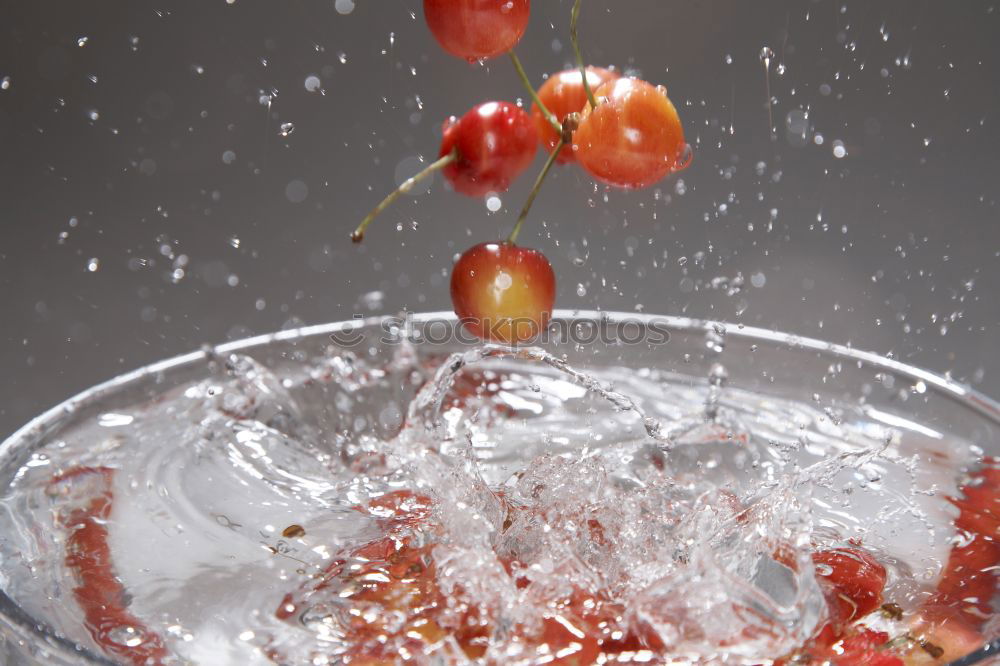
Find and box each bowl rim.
[1,310,998,664]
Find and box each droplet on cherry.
[423,0,531,62]
[440,101,538,197]
[450,241,555,345]
[532,66,620,164]
[572,77,689,189]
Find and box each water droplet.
[335,0,355,14]
[86,258,100,272]
[86,109,100,121]
[304,75,322,93]
[832,141,847,159]
[759,46,774,64]
[285,179,308,203]
[675,143,693,171]
[222,150,236,164]
[0,76,9,90]
[279,122,295,137]
[486,195,502,212]
[576,283,587,297]
[77,36,89,47]
[229,236,241,249]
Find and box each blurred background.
[0,0,997,439]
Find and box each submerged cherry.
[440,101,538,197]
[423,0,531,62]
[573,77,688,189]
[532,66,619,163]
[450,242,555,345]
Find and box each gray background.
[1,0,997,439]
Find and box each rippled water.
[0,342,993,664]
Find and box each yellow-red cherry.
[572,77,688,189]
[450,242,555,345]
[439,101,538,198]
[532,67,619,164]
[423,0,531,62]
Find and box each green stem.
[570,0,597,109]
[351,150,457,243]
[507,136,565,245]
[509,51,561,134]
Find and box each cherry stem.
[508,51,561,134]
[351,149,457,243]
[570,0,597,109]
[507,136,565,245]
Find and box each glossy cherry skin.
[423,0,531,62]
[572,77,688,189]
[439,101,538,197]
[532,67,619,163]
[450,242,555,345]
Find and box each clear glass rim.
[2,310,998,665]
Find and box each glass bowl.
[1,311,997,665]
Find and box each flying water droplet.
[279,122,295,137]
[304,75,322,93]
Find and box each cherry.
[573,77,689,189]
[439,100,538,197]
[532,67,619,163]
[423,0,531,62]
[450,242,554,345]
[49,467,168,665]
[351,101,537,242]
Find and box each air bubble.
[107,626,145,648]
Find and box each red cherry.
[423,0,531,62]
[811,547,887,626]
[450,242,554,344]
[573,77,689,189]
[532,67,619,164]
[351,101,537,242]
[440,101,538,197]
